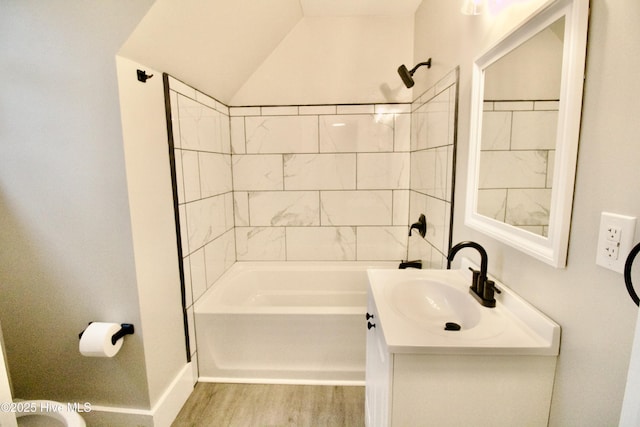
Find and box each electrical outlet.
[596,212,637,273]
[604,242,619,260]
[606,225,622,242]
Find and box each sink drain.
[444,322,461,331]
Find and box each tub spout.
[399,260,422,269]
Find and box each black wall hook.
[137,69,153,83]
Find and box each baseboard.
[83,362,194,427]
[198,375,365,387]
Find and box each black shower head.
[397,58,432,88]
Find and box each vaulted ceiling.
[119,0,422,105]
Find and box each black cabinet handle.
[366,313,374,320]
[367,321,376,330]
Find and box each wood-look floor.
[171,383,365,427]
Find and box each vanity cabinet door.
[365,293,392,427]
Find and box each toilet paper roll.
[79,322,124,357]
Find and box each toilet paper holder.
[79,323,135,345]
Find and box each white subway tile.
[181,150,201,202]
[394,113,411,152]
[494,101,534,111]
[375,104,411,114]
[412,108,427,151]
[232,155,283,191]
[185,194,228,250]
[286,227,356,260]
[425,196,447,254]
[219,113,231,154]
[230,117,246,154]
[479,151,548,189]
[182,257,192,307]
[320,115,394,152]
[357,227,408,260]
[321,190,392,225]
[170,91,182,148]
[235,227,286,261]
[178,95,220,152]
[261,106,298,116]
[216,101,229,116]
[481,111,512,150]
[284,153,356,190]
[413,86,435,110]
[300,105,336,115]
[435,69,458,94]
[337,105,374,114]
[187,306,196,356]
[199,153,232,198]
[179,204,189,254]
[195,91,217,110]
[168,77,196,98]
[445,145,454,202]
[434,146,449,200]
[230,106,261,116]
[245,116,318,153]
[393,190,410,226]
[248,191,320,226]
[357,152,410,190]
[505,189,551,227]
[204,230,236,287]
[511,110,558,150]
[477,189,508,222]
[534,101,560,111]
[425,90,450,149]
[233,192,250,226]
[189,247,207,302]
[224,192,235,232]
[410,149,436,196]
[173,149,186,203]
[547,150,555,188]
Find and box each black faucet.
[447,241,496,308]
[398,260,422,269]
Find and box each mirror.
[466,0,589,267]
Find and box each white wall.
[119,0,304,105]
[116,57,188,409]
[0,0,154,408]
[414,1,640,425]
[230,16,415,105]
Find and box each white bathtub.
[194,261,397,385]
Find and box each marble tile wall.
[165,73,459,364]
[167,76,236,364]
[478,100,558,236]
[407,70,458,268]
[230,104,412,261]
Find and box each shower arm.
[409,59,432,75]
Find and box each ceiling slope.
[118,0,303,104]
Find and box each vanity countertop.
[367,260,560,355]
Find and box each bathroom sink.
[366,259,561,355]
[384,278,481,331]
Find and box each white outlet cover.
[596,212,637,273]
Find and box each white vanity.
[365,263,560,427]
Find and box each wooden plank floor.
[171,383,365,427]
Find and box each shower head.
[397,58,432,88]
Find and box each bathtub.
[194,261,397,385]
